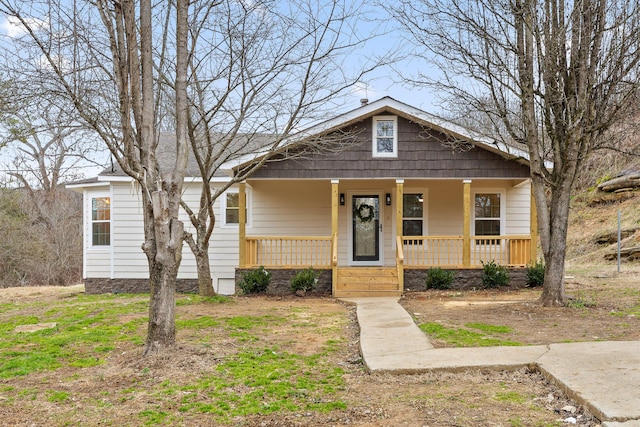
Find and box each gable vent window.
[372,116,398,158]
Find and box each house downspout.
[530,181,538,264]
[238,182,246,268]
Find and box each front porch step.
[334,267,401,298]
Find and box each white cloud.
[1,16,49,38]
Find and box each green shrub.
[239,266,271,294]
[481,260,510,288]
[526,260,545,287]
[425,268,455,290]
[290,267,318,293]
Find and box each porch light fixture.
[339,193,345,206]
[385,193,391,205]
[418,194,424,203]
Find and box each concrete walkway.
[343,297,640,426]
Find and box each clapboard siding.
[84,251,111,278]
[111,185,153,279]
[424,180,464,236]
[506,183,531,235]
[250,180,332,236]
[250,115,530,179]
[83,182,240,294]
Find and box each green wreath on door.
[354,203,375,223]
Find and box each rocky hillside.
[567,159,640,265]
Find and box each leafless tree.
[392,0,640,306]
[0,0,189,353]
[0,90,94,287]
[0,0,381,352]
[171,0,381,296]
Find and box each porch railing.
[403,236,464,268]
[471,235,531,266]
[245,236,332,268]
[396,236,404,292]
[403,235,531,268]
[243,234,531,269]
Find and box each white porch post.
[395,180,404,242]
[463,179,472,267]
[396,179,404,292]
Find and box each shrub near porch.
[404,268,528,291]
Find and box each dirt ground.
[402,265,640,347]
[2,265,639,426]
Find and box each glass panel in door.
[352,195,380,262]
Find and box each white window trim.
[471,188,506,236]
[372,115,398,158]
[401,188,428,237]
[87,190,112,250]
[220,188,251,228]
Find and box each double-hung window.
[402,193,424,245]
[474,192,502,244]
[225,193,240,224]
[221,190,249,226]
[372,116,398,158]
[91,196,111,247]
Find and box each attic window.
[372,116,397,158]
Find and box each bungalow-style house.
[68,97,537,297]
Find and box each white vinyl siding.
[84,189,112,278]
[424,181,463,236]
[250,180,331,236]
[110,184,151,279]
[80,177,531,294]
[506,183,531,235]
[83,181,240,294]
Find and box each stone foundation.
[236,267,528,295]
[85,267,529,295]
[403,268,528,292]
[234,268,332,295]
[84,278,199,295]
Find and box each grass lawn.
[0,284,610,426]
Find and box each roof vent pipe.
[360,98,368,106]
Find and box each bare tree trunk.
[539,185,571,305]
[184,229,215,297]
[195,249,215,297]
[143,0,190,353]
[144,190,183,353]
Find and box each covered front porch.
[236,178,537,297]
